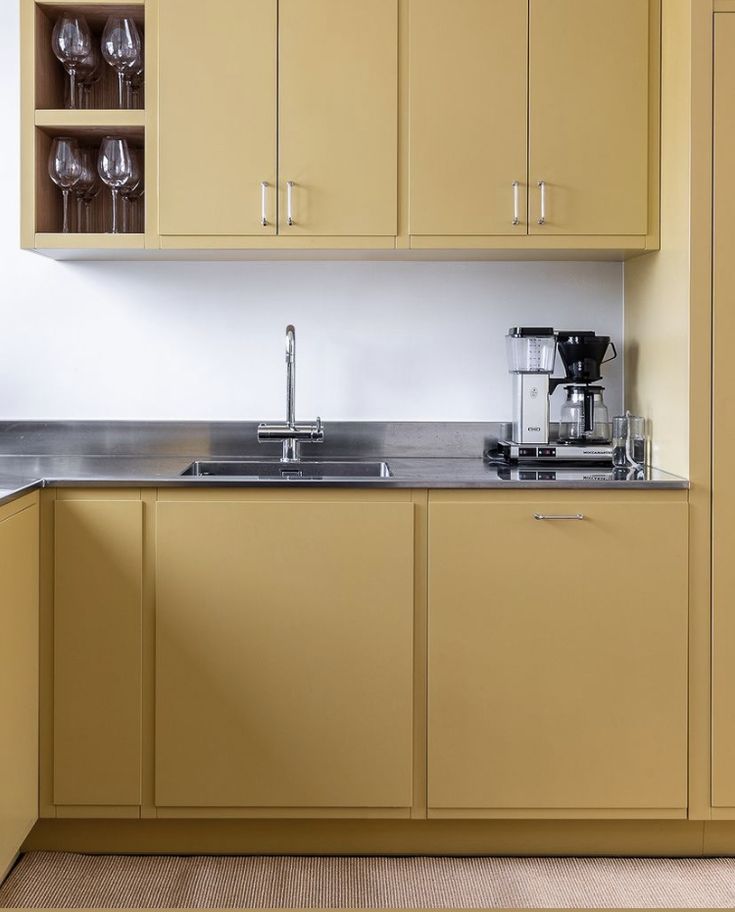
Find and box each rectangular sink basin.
[181,460,391,479]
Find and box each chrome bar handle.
[261,182,268,227]
[512,180,520,226]
[533,513,585,521]
[537,180,546,225]
[287,181,295,226]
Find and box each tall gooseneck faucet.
[258,325,324,462]
[285,325,296,445]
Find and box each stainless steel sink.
[181,459,391,479]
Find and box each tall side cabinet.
[712,11,735,810]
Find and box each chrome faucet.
[257,325,324,462]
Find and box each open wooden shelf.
[37,126,145,235]
[35,2,145,111]
[34,233,145,249]
[35,109,145,129]
[36,120,144,141]
[26,0,148,245]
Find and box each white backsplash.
[0,259,623,421]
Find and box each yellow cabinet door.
[158,0,277,236]
[155,497,414,810]
[528,0,649,235]
[279,0,398,236]
[54,498,143,807]
[712,12,735,808]
[0,496,38,879]
[408,0,528,236]
[428,495,688,814]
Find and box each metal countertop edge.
[0,473,690,510]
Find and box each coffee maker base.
[496,440,614,465]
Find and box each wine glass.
[101,17,143,109]
[76,46,102,109]
[98,137,133,233]
[48,137,82,233]
[128,61,145,109]
[119,147,143,233]
[73,148,99,233]
[51,14,92,110]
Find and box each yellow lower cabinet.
[53,497,143,809]
[428,493,688,817]
[155,495,415,812]
[0,495,39,878]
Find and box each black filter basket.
[556,332,617,384]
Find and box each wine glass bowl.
[51,13,92,110]
[101,16,143,109]
[48,137,82,233]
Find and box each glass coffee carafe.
[558,385,611,444]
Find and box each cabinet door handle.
[261,181,268,227]
[533,513,585,521]
[512,180,521,226]
[287,181,295,226]
[537,180,546,225]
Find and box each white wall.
[1,4,623,422]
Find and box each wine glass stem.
[117,72,126,109]
[62,190,71,234]
[77,197,83,233]
[111,188,119,234]
[69,69,76,110]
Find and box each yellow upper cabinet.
[408,0,528,236]
[158,0,397,239]
[279,0,398,236]
[158,0,278,236]
[24,0,657,253]
[528,0,650,236]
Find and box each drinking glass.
[611,416,628,467]
[48,137,82,233]
[625,415,647,468]
[51,14,92,110]
[97,137,133,233]
[101,17,143,109]
[73,148,99,233]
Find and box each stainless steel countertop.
[0,421,688,509]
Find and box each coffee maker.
[498,328,617,464]
[555,332,617,445]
